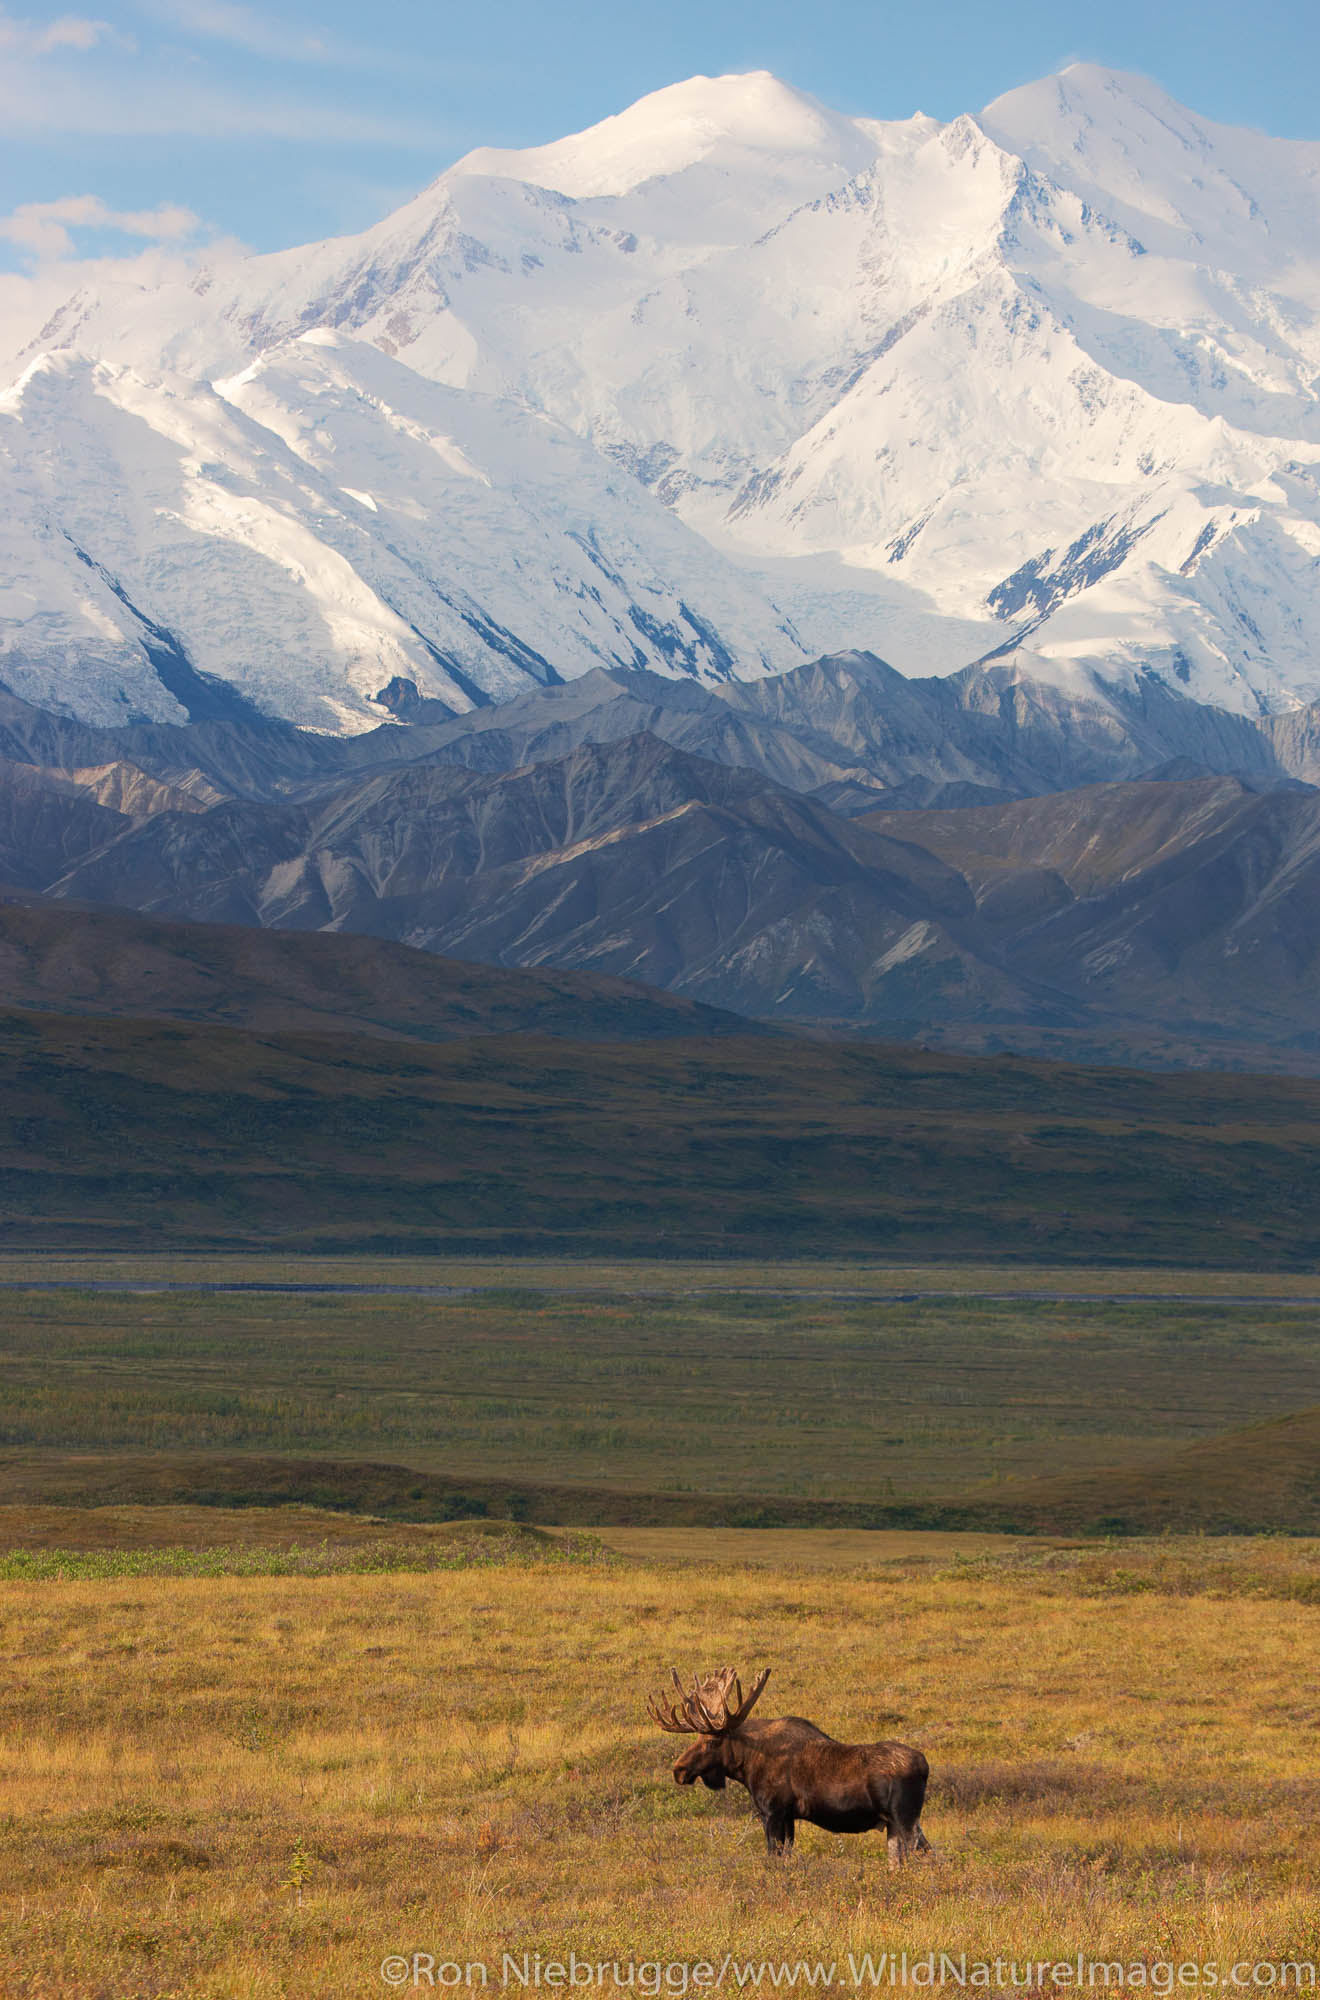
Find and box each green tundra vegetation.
[1,1271,1319,1532]
[8,1004,1320,1262]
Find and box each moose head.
[646,1666,771,1789]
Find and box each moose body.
[651,1672,930,1866]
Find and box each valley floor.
[9,1008,1320,1266]
[1,1258,1319,1531]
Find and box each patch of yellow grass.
[589,1529,1026,1566]
[3,1550,1320,1995]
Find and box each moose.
[648,1666,930,1867]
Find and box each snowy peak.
[981,64,1320,267]
[450,71,881,199]
[0,333,810,729]
[8,66,1320,728]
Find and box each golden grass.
[588,1528,1026,1566]
[4,1541,1320,1996]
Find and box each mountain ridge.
[5,691,1320,1068]
[6,66,1320,726]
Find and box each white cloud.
[0,2,453,156]
[0,7,117,53]
[0,193,201,261]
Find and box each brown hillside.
[0,894,757,1043]
[982,1406,1320,1534]
[6,1002,1320,1260]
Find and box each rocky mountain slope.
[6,67,1320,726]
[3,686,1320,1064]
[1,646,1301,815]
[861,776,1320,1055]
[32,734,1012,1018]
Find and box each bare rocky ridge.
[4,651,1285,809]
[0,757,131,891]
[0,699,1315,1064]
[860,778,1320,1055]
[3,647,1320,1067]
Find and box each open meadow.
[2,1262,1319,1994]
[3,1527,1320,1997]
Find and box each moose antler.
[646,1666,770,1735]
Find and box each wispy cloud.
[0,192,201,260]
[139,0,433,73]
[0,6,118,54]
[0,0,451,141]
[0,0,476,150]
[0,57,447,143]
[143,0,334,63]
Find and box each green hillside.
[6,1003,1320,1259]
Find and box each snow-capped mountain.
[0,337,809,729]
[6,64,1320,729]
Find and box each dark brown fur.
[670,1712,930,1864]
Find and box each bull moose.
[648,1666,930,1866]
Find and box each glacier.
[5,63,1320,728]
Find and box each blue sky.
[2,0,1319,271]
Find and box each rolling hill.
[979,1406,1320,1536]
[5,1002,1320,1261]
[0,895,758,1043]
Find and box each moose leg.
[887,1816,932,1869]
[763,1811,794,1856]
[887,1764,930,1868]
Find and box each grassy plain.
[3,1282,1320,1517]
[3,1532,1320,1997]
[6,1254,1320,1293]
[3,1264,1319,1990]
